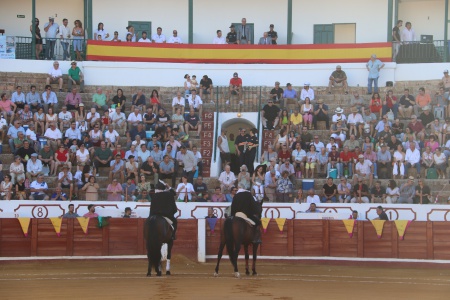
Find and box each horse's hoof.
[252,271,258,276]
[234,272,241,278]
[214,272,219,277]
[245,271,250,276]
[157,272,162,277]
[166,271,171,276]
[147,273,151,277]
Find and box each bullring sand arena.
[1,256,450,299]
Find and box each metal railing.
[394,40,448,63]
[15,36,87,61]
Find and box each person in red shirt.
[327,145,340,177]
[112,144,125,160]
[54,144,71,175]
[339,146,354,178]
[370,92,382,118]
[407,115,425,141]
[277,144,291,163]
[228,72,243,104]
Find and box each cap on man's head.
[444,70,449,73]
[358,154,364,159]
[71,61,77,65]
[233,72,238,76]
[229,24,235,28]
[270,24,274,27]
[304,82,310,86]
[408,176,415,180]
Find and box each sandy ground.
[0,256,450,300]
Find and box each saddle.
[235,212,255,226]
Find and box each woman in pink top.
[106,179,123,201]
[0,93,16,120]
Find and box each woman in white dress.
[0,175,13,200]
[184,74,192,97]
[76,143,91,172]
[393,144,405,179]
[251,165,265,201]
[94,22,109,40]
[385,180,400,204]
[301,97,313,129]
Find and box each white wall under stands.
[1,59,449,89]
[0,200,449,221]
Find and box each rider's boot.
[253,225,262,244]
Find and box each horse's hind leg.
[214,239,226,276]
[233,241,242,278]
[244,244,250,275]
[166,240,173,276]
[147,253,152,277]
[252,243,259,276]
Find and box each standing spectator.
[151,27,166,43]
[226,24,237,44]
[392,20,403,61]
[236,18,252,44]
[267,24,278,44]
[72,20,84,61]
[59,18,71,61]
[217,128,231,169]
[43,17,59,60]
[213,30,226,44]
[180,146,197,183]
[321,177,337,203]
[401,21,415,43]
[366,54,385,94]
[264,166,278,203]
[45,61,63,92]
[30,18,43,59]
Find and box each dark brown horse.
[144,215,173,276]
[214,201,263,278]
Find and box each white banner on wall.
[0,201,449,221]
[0,36,16,59]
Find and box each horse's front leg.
[147,251,152,277]
[233,239,242,278]
[244,244,250,275]
[166,240,173,275]
[252,243,259,276]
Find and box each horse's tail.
[224,217,235,262]
[148,216,162,271]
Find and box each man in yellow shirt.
[414,87,431,115]
[290,109,303,132]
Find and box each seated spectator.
[123,207,132,218]
[260,145,277,165]
[330,119,348,142]
[110,106,127,132]
[282,83,297,107]
[176,175,195,202]
[122,178,137,201]
[327,65,348,94]
[414,87,431,116]
[339,146,354,178]
[313,99,329,130]
[300,82,314,103]
[109,154,125,183]
[327,145,340,177]
[371,181,386,203]
[273,128,288,152]
[211,187,226,202]
[140,156,159,186]
[42,85,58,113]
[26,153,42,182]
[382,90,398,119]
[350,92,365,114]
[7,120,25,154]
[404,143,421,178]
[86,107,101,129]
[280,160,296,182]
[291,143,306,178]
[54,144,71,174]
[131,90,146,112]
[26,85,42,113]
[337,177,352,203]
[193,176,208,200]
[15,177,27,200]
[106,179,123,201]
[269,81,283,104]
[93,141,112,175]
[321,177,337,203]
[350,178,370,203]
[92,87,110,112]
[57,164,73,200]
[261,99,280,130]
[188,89,203,115]
[353,154,374,188]
[434,147,447,179]
[277,144,291,164]
[279,109,290,132]
[385,179,400,204]
[228,72,242,104]
[332,107,347,125]
[301,97,313,129]
[155,108,171,132]
[17,104,33,127]
[398,176,416,204]
[29,174,49,200]
[377,144,392,179]
[199,75,214,102]
[238,164,251,190]
[46,61,63,92]
[58,106,72,132]
[415,178,432,204]
[50,186,67,201]
[184,108,202,135]
[317,147,329,177]
[398,89,415,119]
[276,170,293,203]
[391,119,405,141]
[0,175,13,200]
[347,107,364,138]
[306,188,321,203]
[67,61,84,93]
[419,106,435,129]
[218,165,236,193]
[127,107,143,129]
[369,92,382,118]
[305,144,318,178]
[362,107,378,137]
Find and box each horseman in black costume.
[150,181,178,239]
[230,182,262,243]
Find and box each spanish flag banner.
[206,218,218,233]
[275,218,286,233]
[342,219,356,238]
[370,220,386,239]
[394,220,412,240]
[87,41,392,64]
[261,218,271,233]
[17,217,31,237]
[49,217,63,237]
[77,217,90,235]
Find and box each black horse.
[214,200,263,278]
[144,215,174,276]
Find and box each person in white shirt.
[44,122,62,152]
[138,31,151,43]
[172,91,185,115]
[94,22,110,40]
[125,145,138,161]
[167,30,182,43]
[58,106,73,131]
[213,30,226,44]
[25,123,38,147]
[65,122,81,142]
[76,143,90,171]
[305,188,321,203]
[104,127,119,148]
[43,17,59,61]
[401,21,415,43]
[29,174,50,200]
[110,106,127,132]
[127,108,143,127]
[300,82,315,103]
[26,153,43,182]
[188,89,203,115]
[332,107,347,124]
[86,107,100,127]
[125,25,136,42]
[291,143,306,176]
[58,164,74,200]
[151,27,166,43]
[59,18,71,61]
[404,143,421,177]
[137,144,151,165]
[347,107,364,137]
[45,61,63,92]
[218,165,236,193]
[176,175,195,202]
